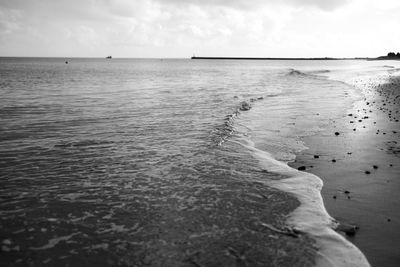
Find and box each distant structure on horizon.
[106,56,112,59]
[376,52,400,60]
[387,52,400,58]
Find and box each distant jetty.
[191,57,341,60]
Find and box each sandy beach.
[290,74,400,266]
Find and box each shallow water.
[0,58,397,266]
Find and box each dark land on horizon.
[191,56,356,60]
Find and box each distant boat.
[106,56,112,59]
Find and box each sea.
[1,58,399,266]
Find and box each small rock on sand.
[335,132,340,136]
[297,166,306,171]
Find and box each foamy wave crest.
[212,96,265,146]
[287,69,308,76]
[287,69,330,78]
[309,70,331,75]
[239,138,370,267]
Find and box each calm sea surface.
[0,58,394,266]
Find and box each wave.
[287,69,308,77]
[239,138,370,267]
[219,75,370,266]
[309,69,331,75]
[286,68,330,79]
[212,96,267,146]
[54,139,114,149]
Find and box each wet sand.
[290,75,400,266]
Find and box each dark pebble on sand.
[335,132,340,136]
[373,165,378,169]
[344,190,350,194]
[314,155,319,159]
[332,159,336,163]
[365,171,371,174]
[388,219,391,222]
[333,195,337,199]
[298,166,306,171]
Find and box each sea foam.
[241,138,370,267]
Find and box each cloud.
[152,0,351,11]
[0,0,399,57]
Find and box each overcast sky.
[0,0,399,58]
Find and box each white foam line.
[239,139,370,267]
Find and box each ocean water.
[1,58,398,266]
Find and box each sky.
[0,0,399,58]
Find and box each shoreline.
[244,139,370,267]
[289,75,400,266]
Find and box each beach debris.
[336,223,359,236]
[239,101,251,111]
[334,132,340,136]
[297,166,306,171]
